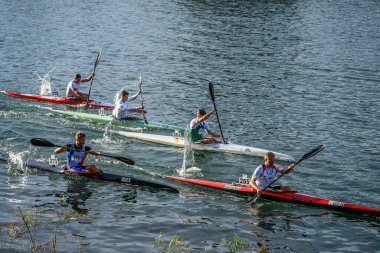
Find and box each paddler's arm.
[88,149,103,157]
[198,108,217,123]
[54,144,68,154]
[249,178,262,195]
[72,88,88,97]
[80,72,95,83]
[127,107,147,113]
[281,163,295,174]
[206,129,221,139]
[128,89,142,102]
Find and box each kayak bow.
[165,176,380,216]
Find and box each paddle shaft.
[138,76,148,124]
[209,82,227,144]
[86,52,101,107]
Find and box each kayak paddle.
[86,51,102,107]
[138,75,148,124]
[209,82,227,144]
[248,144,325,204]
[30,138,135,165]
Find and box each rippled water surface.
[0,0,379,252]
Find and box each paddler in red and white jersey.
[250,152,295,195]
[112,89,145,120]
[65,72,95,100]
[188,108,221,144]
[54,131,103,174]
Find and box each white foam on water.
[36,70,55,96]
[176,166,202,177]
[177,127,197,176]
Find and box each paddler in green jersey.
[188,108,221,144]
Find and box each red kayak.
[3,91,115,109]
[165,176,380,216]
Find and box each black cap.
[74,74,81,79]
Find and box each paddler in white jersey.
[112,89,145,120]
[250,152,295,195]
[188,108,221,144]
[65,72,95,100]
[54,131,103,174]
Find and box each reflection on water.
[64,180,93,215]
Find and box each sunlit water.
[0,0,379,252]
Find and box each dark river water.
[0,0,379,252]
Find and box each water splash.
[8,151,28,170]
[177,127,201,176]
[102,122,114,143]
[35,69,56,96]
[6,151,30,189]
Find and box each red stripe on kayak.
[6,91,114,109]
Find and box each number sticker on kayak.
[328,200,345,207]
[224,185,242,191]
[49,155,58,168]
[121,177,132,183]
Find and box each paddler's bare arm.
[198,108,217,123]
[89,150,103,156]
[54,145,67,154]
[249,178,262,194]
[72,88,87,96]
[80,72,95,83]
[282,163,295,174]
[206,129,221,138]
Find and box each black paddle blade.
[209,82,215,102]
[30,138,58,147]
[111,156,135,165]
[297,144,325,165]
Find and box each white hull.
[115,131,295,161]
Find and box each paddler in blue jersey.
[112,89,145,120]
[65,72,95,100]
[54,131,103,174]
[188,108,221,144]
[250,152,295,195]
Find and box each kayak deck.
[165,176,380,216]
[0,157,178,192]
[116,131,295,161]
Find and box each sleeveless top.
[66,143,89,167]
[188,118,210,142]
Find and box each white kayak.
[115,131,295,162]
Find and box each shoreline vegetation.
[1,206,268,253]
